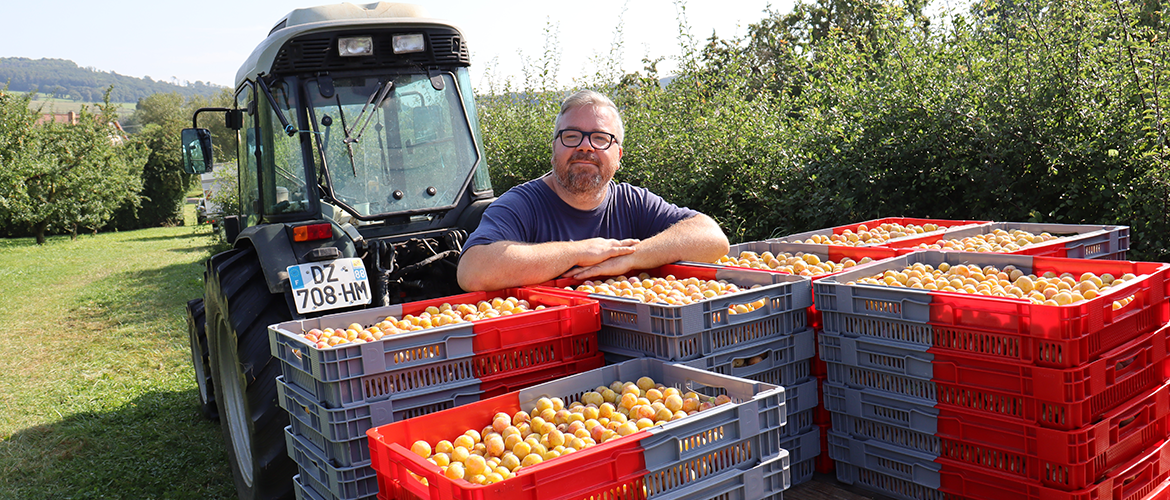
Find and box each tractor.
[180,3,494,498]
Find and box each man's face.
[551,105,623,196]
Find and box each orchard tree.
[109,89,234,229]
[1,90,146,244]
[0,88,41,236]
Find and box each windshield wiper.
[337,81,394,176]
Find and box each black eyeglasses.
[555,129,619,150]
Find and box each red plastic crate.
[773,217,989,247]
[1141,479,1170,500]
[270,288,599,384]
[937,438,1170,500]
[883,222,1130,260]
[932,323,1170,430]
[370,390,649,500]
[477,352,605,399]
[927,255,1170,350]
[814,251,1170,369]
[815,423,835,474]
[367,359,786,500]
[269,288,599,407]
[936,380,1170,490]
[472,327,600,383]
[462,288,600,354]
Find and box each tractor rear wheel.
[186,298,218,420]
[205,247,294,500]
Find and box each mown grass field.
[0,204,236,499]
[12,90,137,117]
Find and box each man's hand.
[572,237,639,267]
[562,252,640,280]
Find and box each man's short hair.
[553,90,624,143]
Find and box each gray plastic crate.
[835,461,948,500]
[292,475,325,500]
[781,407,816,439]
[830,411,939,456]
[512,358,787,497]
[674,362,817,419]
[286,427,378,500]
[270,309,476,383]
[681,327,816,379]
[896,221,1130,260]
[744,362,814,393]
[791,456,816,487]
[656,450,791,500]
[779,425,821,464]
[780,378,820,420]
[825,361,936,405]
[599,309,807,361]
[814,278,933,326]
[822,382,938,432]
[813,251,1042,344]
[818,329,934,376]
[563,266,811,337]
[288,416,371,468]
[280,348,480,408]
[818,312,934,350]
[280,377,481,467]
[277,375,481,444]
[293,475,377,500]
[827,430,941,486]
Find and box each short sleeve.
[463,199,528,250]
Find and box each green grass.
[14,90,137,117]
[0,204,236,499]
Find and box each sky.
[1,0,789,93]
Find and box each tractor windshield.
[305,72,479,218]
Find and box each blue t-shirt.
[464,177,699,250]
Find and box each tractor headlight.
[392,34,425,54]
[338,37,374,57]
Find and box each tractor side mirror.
[181,128,213,174]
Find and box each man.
[457,90,729,292]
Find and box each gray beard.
[556,168,604,195]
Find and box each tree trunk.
[34,220,49,245]
[71,224,78,241]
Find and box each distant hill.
[0,57,225,104]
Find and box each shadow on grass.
[130,231,211,243]
[79,253,209,332]
[0,389,237,500]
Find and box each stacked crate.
[814,250,1170,500]
[533,262,820,485]
[685,240,918,482]
[268,288,605,500]
[367,358,791,500]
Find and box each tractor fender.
[455,197,495,234]
[233,223,356,295]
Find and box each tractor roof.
[235,2,465,85]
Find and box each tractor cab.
[181,2,493,242]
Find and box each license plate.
[287,258,371,314]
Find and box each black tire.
[186,298,218,420]
[205,247,294,500]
